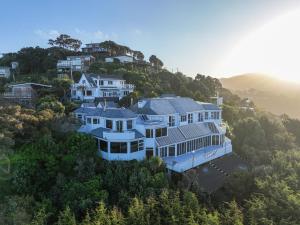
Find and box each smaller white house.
[71,73,134,101]
[57,55,95,74]
[105,55,134,63]
[0,67,11,78]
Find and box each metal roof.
[91,127,144,139]
[199,102,220,110]
[156,122,216,147]
[74,107,137,119]
[85,73,124,80]
[132,97,206,115]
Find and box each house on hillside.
[0,67,11,78]
[73,96,232,172]
[71,73,134,101]
[0,83,52,106]
[105,55,134,63]
[57,55,95,76]
[82,43,109,54]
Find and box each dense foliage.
[0,41,300,224]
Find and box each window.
[205,112,209,120]
[100,140,108,152]
[146,129,153,138]
[156,127,167,137]
[188,113,193,123]
[198,113,203,122]
[216,112,220,119]
[86,90,92,96]
[160,147,168,158]
[130,141,138,152]
[108,81,113,85]
[168,115,175,126]
[169,145,175,156]
[72,90,76,96]
[127,120,133,129]
[77,114,82,119]
[87,118,91,124]
[116,120,123,132]
[156,128,161,137]
[177,142,186,155]
[181,115,187,122]
[162,127,167,136]
[110,142,127,153]
[106,120,113,129]
[100,80,104,85]
[93,118,99,124]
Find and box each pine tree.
[57,206,76,225]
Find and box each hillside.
[220,73,300,119]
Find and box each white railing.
[164,141,232,172]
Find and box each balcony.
[103,130,137,140]
[163,140,232,172]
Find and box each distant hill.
[220,73,300,119]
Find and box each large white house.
[73,96,232,172]
[71,73,135,101]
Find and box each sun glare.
[220,9,300,82]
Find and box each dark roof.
[74,107,137,119]
[199,102,220,110]
[91,127,144,139]
[156,122,214,147]
[101,108,137,118]
[73,107,96,114]
[81,103,96,108]
[85,73,124,80]
[84,74,97,87]
[132,97,205,115]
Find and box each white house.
[71,73,135,101]
[105,55,134,63]
[0,67,11,78]
[73,96,232,172]
[57,55,95,75]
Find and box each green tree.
[57,206,76,225]
[48,34,82,51]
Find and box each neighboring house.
[57,55,95,75]
[73,96,232,172]
[82,43,108,54]
[0,67,11,78]
[71,73,135,101]
[105,55,134,63]
[0,83,52,106]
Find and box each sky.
[1,0,300,79]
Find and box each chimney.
[130,98,133,106]
[138,100,146,108]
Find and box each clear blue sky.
[1,0,299,77]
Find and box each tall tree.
[48,34,82,51]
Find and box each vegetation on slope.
[0,40,300,224]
